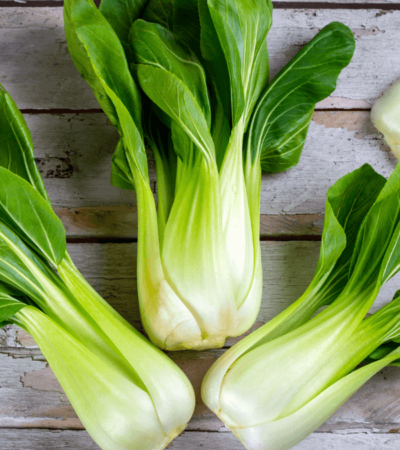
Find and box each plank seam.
[1,1,400,8]
[20,108,103,114]
[19,108,371,114]
[273,2,400,9]
[0,426,398,436]
[65,235,322,244]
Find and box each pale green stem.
[219,119,255,308]
[244,152,262,267]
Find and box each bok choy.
[371,79,400,159]
[64,0,355,350]
[0,85,195,450]
[202,163,400,450]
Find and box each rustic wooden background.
[1,1,400,449]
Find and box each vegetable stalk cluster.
[202,163,400,450]
[64,0,355,350]
[0,85,195,450]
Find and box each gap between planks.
[3,1,400,7]
[58,208,323,242]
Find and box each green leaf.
[0,282,23,297]
[0,320,12,329]
[316,164,386,305]
[100,80,150,187]
[206,0,272,126]
[130,20,211,126]
[210,97,231,168]
[0,221,61,304]
[0,85,49,203]
[199,0,230,122]
[0,168,66,267]
[99,0,148,45]
[0,293,25,323]
[110,140,135,191]
[145,110,177,245]
[368,342,399,361]
[248,22,355,173]
[136,64,215,164]
[143,0,201,55]
[143,0,173,29]
[64,0,119,127]
[347,163,400,296]
[206,0,244,126]
[172,0,201,56]
[71,0,142,132]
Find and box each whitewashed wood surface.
[2,8,400,110]
[2,2,400,450]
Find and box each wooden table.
[1,1,400,449]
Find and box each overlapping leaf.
[136,65,215,164]
[248,22,355,173]
[206,0,272,126]
[64,0,119,127]
[0,168,66,267]
[0,293,25,324]
[143,0,201,55]
[0,86,49,203]
[100,0,148,45]
[316,164,386,305]
[72,0,142,130]
[130,20,211,126]
[0,221,61,304]
[346,163,400,295]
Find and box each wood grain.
[1,8,400,110]
[17,111,394,237]
[1,430,400,450]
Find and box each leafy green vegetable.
[0,293,25,323]
[65,0,355,350]
[202,164,400,450]
[0,85,50,202]
[0,86,195,450]
[371,79,400,160]
[247,22,355,173]
[100,0,147,45]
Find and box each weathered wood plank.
[1,427,400,450]
[20,111,394,236]
[277,0,400,3]
[1,8,399,109]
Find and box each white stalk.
[220,119,255,311]
[371,80,400,159]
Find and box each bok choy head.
[64,0,355,350]
[201,163,400,450]
[371,79,400,159]
[0,85,195,450]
